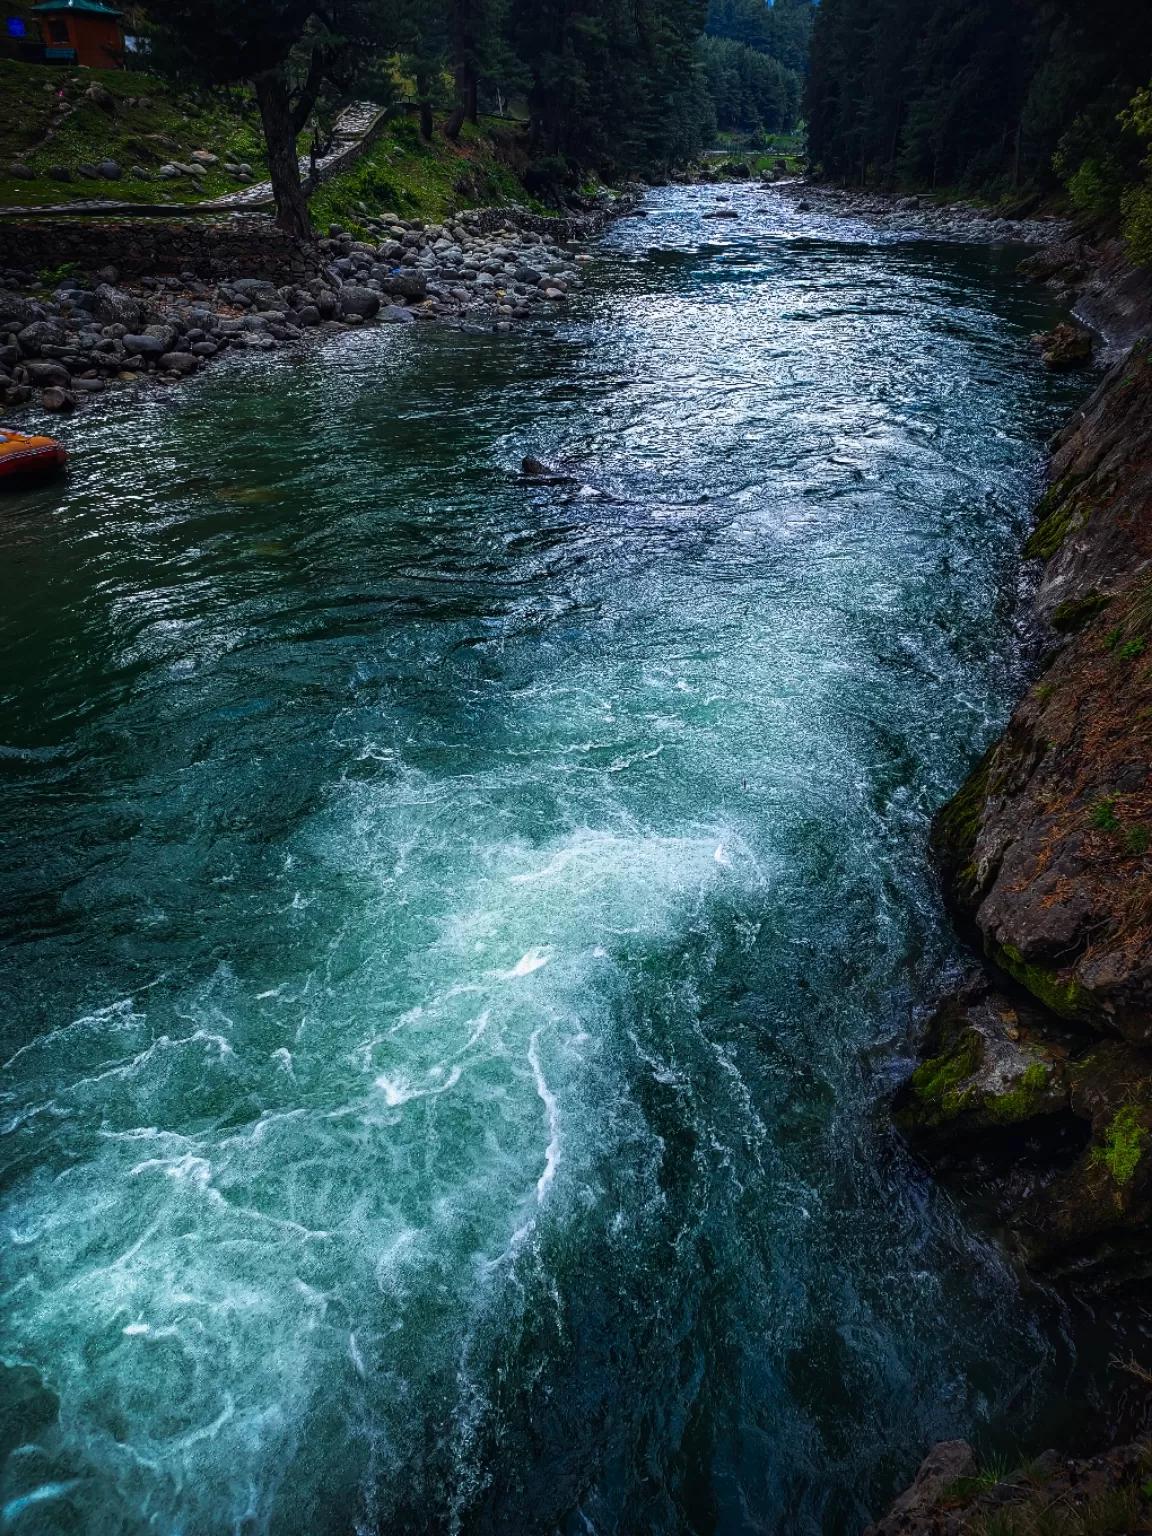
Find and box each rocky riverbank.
[777,182,1070,247]
[899,234,1152,1296]
[870,237,1152,1534]
[0,197,635,418]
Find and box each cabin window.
[6,16,25,36]
[46,18,69,41]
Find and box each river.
[0,186,1111,1534]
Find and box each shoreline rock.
[896,232,1152,1291]
[774,182,1070,247]
[866,1439,1152,1536]
[0,195,638,421]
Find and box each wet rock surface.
[895,977,1152,1289]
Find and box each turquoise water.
[0,188,1101,1533]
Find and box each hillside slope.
[0,60,549,227]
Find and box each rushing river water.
[0,187,1118,1534]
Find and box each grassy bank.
[0,58,561,228]
[308,116,550,232]
[0,59,267,205]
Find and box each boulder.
[40,386,73,411]
[190,340,217,357]
[85,82,115,112]
[121,333,165,356]
[384,269,427,300]
[1035,323,1094,371]
[47,165,71,182]
[886,1442,977,1522]
[339,285,381,319]
[94,285,141,328]
[25,360,71,387]
[230,278,278,300]
[380,305,415,324]
[17,320,67,355]
[190,150,218,165]
[0,297,45,330]
[8,163,35,179]
[297,305,321,327]
[97,160,122,180]
[159,352,198,375]
[77,161,101,179]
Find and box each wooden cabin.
[28,0,123,66]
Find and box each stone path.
[0,101,387,219]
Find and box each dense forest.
[805,0,1152,227]
[701,0,813,135]
[143,0,812,233]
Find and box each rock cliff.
[906,242,1152,1292]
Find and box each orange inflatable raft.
[0,427,67,483]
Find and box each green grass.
[308,115,549,231]
[1089,797,1120,832]
[0,59,268,206]
[0,62,551,223]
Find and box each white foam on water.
[527,1029,561,1202]
[505,948,551,977]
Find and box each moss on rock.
[907,1026,984,1124]
[1023,476,1090,561]
[1050,589,1113,634]
[1093,1104,1149,1185]
[990,942,1101,1026]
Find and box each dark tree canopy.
[143,0,814,236]
[805,0,1152,202]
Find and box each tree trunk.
[466,68,478,125]
[254,71,312,240]
[415,69,434,139]
[447,0,477,138]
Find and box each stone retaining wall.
[0,199,627,284]
[0,216,319,282]
[470,205,618,241]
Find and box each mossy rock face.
[929,748,993,925]
[1050,588,1113,634]
[988,942,1105,1030]
[1022,474,1091,561]
[893,986,1069,1148]
[1013,1045,1152,1285]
